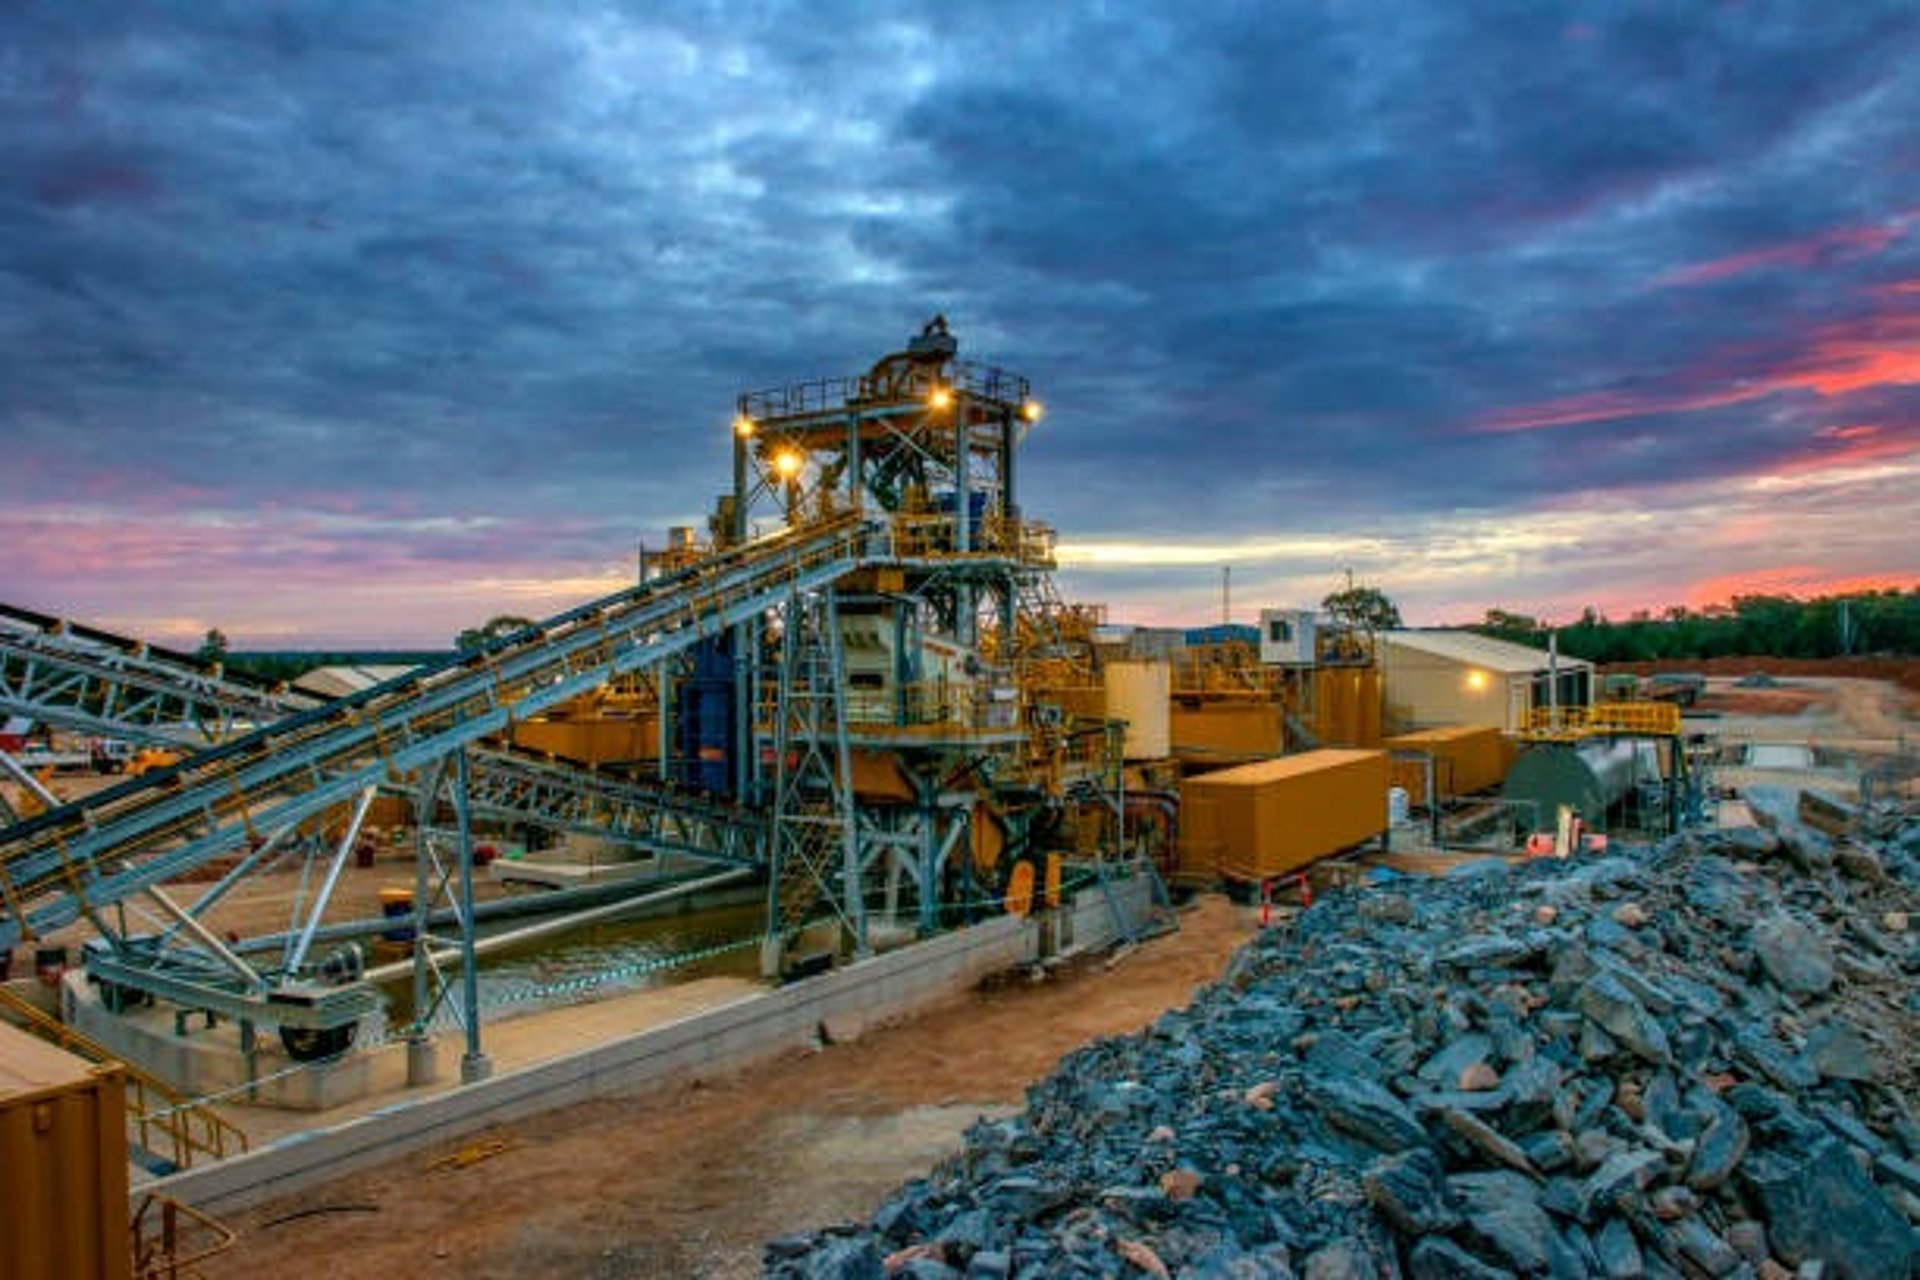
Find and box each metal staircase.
[0,985,248,1174]
[0,513,873,950]
[765,586,861,966]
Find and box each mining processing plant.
[0,321,1167,1081]
[0,322,1722,1277]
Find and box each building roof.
[1380,629,1592,675]
[1182,623,1259,647]
[292,665,418,699]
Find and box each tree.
[1322,580,1402,633]
[455,615,537,652]
[196,627,230,665]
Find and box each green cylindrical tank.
[1501,739,1645,826]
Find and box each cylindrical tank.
[1103,661,1171,760]
[1501,738,1643,826]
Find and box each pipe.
[360,866,755,985]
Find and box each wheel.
[279,1022,357,1062]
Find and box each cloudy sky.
[4,2,1917,648]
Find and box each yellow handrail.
[0,986,249,1170]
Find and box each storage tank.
[1501,739,1646,827]
[1103,661,1171,760]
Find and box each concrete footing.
[140,866,1164,1215]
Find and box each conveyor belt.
[1,602,761,860]
[0,514,872,948]
[0,603,315,746]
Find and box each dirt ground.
[200,896,1258,1280]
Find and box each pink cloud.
[1684,566,1916,608]
[1475,308,1920,436]
[1652,212,1916,289]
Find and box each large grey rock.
[1740,1140,1916,1280]
[1405,1237,1515,1280]
[1306,1075,1428,1152]
[1576,972,1672,1064]
[1417,1033,1493,1085]
[1577,1148,1665,1220]
[1803,1021,1878,1082]
[1452,1172,1586,1275]
[1750,912,1836,997]
[1593,1217,1642,1280]
[1685,1101,1749,1191]
[1438,1108,1538,1178]
[1671,1217,1743,1278]
[1362,1148,1461,1236]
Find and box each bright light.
[1022,400,1043,422]
[732,414,755,438]
[772,450,804,479]
[1465,669,1489,692]
[928,386,953,410]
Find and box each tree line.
[1465,588,1920,663]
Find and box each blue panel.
[677,635,735,795]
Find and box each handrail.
[1518,701,1682,739]
[0,986,248,1170]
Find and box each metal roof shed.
[1379,630,1592,732]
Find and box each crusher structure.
[0,321,1140,1073]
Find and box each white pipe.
[360,866,754,985]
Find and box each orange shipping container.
[1383,725,1515,806]
[0,1023,130,1280]
[1181,749,1388,882]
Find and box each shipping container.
[0,1022,130,1280]
[1383,725,1515,806]
[1179,749,1388,882]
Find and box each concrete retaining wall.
[150,913,1040,1215]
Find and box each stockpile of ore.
[767,795,1919,1279]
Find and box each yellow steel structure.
[1517,701,1683,741]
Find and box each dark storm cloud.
[2,1,1917,643]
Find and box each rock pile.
[766,807,1920,1279]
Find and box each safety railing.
[0,986,249,1171]
[132,1191,237,1279]
[885,513,1055,565]
[844,680,1023,733]
[738,359,1030,423]
[1520,701,1683,739]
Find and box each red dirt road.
[202,896,1258,1280]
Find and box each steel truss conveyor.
[0,601,315,748]
[0,513,872,951]
[0,602,760,861]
